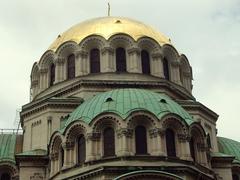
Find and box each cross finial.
[108,2,110,16]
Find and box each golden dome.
[48,16,170,51]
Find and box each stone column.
[62,141,75,169]
[116,128,133,156]
[101,47,115,72]
[149,128,165,156]
[197,142,208,166]
[127,48,141,73]
[50,152,58,176]
[171,61,181,85]
[151,53,164,78]
[86,132,101,161]
[55,57,65,83]
[182,72,192,92]
[75,50,88,76]
[39,68,48,91]
[177,133,192,161]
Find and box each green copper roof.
[17,149,47,156]
[218,137,240,163]
[0,134,16,163]
[61,89,194,132]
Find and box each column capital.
[102,47,114,55]
[62,141,75,150]
[39,68,48,74]
[171,61,180,67]
[149,128,165,138]
[117,128,133,138]
[127,47,140,55]
[55,57,65,65]
[76,50,88,58]
[177,133,190,142]
[50,152,59,160]
[197,143,208,151]
[151,52,163,59]
[87,132,101,141]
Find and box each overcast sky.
[0,0,240,141]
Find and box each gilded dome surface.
[61,89,194,132]
[49,16,171,51]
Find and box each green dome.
[0,134,16,164]
[62,89,194,131]
[218,137,240,163]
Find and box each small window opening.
[106,97,113,102]
[160,99,167,103]
[115,20,121,23]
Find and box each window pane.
[116,48,126,72]
[78,135,86,164]
[90,49,100,73]
[165,128,176,157]
[50,63,55,86]
[163,58,170,80]
[103,127,115,157]
[190,137,195,161]
[67,54,75,79]
[135,125,147,154]
[1,173,11,180]
[141,50,150,74]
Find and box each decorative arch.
[0,163,17,180]
[64,121,88,143]
[79,35,106,50]
[161,114,189,158]
[179,54,192,91]
[55,41,78,58]
[162,44,179,63]
[108,33,135,49]
[189,122,207,164]
[30,62,40,98]
[38,50,55,70]
[49,132,63,153]
[137,37,161,53]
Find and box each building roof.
[61,88,194,132]
[48,16,171,51]
[217,136,240,164]
[0,134,16,164]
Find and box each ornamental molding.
[39,68,48,74]
[76,50,88,58]
[149,128,165,138]
[31,80,39,87]
[55,57,65,65]
[80,36,105,49]
[30,173,44,180]
[177,133,190,142]
[50,152,59,160]
[197,143,208,151]
[62,141,75,150]
[101,46,114,55]
[117,128,133,138]
[87,132,101,141]
[151,52,163,59]
[171,61,181,67]
[127,47,140,55]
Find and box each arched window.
[190,137,195,161]
[60,147,64,168]
[116,47,126,72]
[0,173,10,180]
[233,174,239,180]
[165,128,176,157]
[163,57,170,80]
[207,133,212,148]
[90,48,100,73]
[67,54,75,79]
[77,135,86,164]
[103,127,115,157]
[141,50,150,74]
[50,63,55,86]
[135,125,148,154]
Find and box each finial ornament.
[108,2,110,16]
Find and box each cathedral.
[0,16,239,180]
